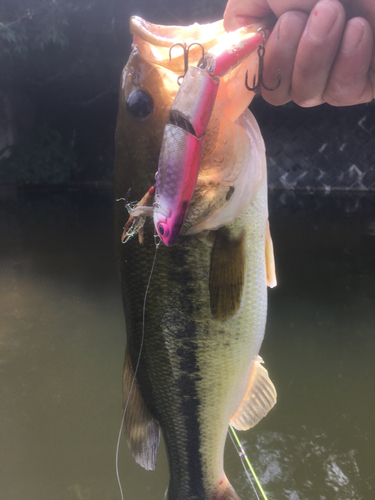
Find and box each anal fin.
[230,356,276,431]
[265,220,277,288]
[123,347,160,471]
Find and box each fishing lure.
[153,29,265,246]
[245,28,281,93]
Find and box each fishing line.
[228,427,260,500]
[229,423,269,500]
[116,236,161,500]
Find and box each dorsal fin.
[230,356,276,430]
[123,348,160,470]
[209,228,246,320]
[265,220,277,288]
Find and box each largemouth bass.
[114,16,277,500]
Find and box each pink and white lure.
[153,29,264,246]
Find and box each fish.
[114,15,277,500]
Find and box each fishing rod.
[229,423,269,500]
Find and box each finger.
[223,0,320,32]
[260,11,308,105]
[324,17,374,105]
[351,0,375,33]
[290,0,346,107]
[223,0,272,32]
[350,0,375,98]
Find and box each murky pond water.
[1,190,374,500]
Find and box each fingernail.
[306,2,337,42]
[341,20,365,55]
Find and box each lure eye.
[126,89,154,121]
[158,223,169,238]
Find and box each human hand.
[223,0,375,106]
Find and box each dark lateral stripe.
[168,244,206,498]
[176,338,205,498]
[209,228,246,320]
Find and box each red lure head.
[153,124,204,246]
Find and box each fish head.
[115,17,227,220]
[115,16,273,244]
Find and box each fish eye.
[158,223,169,237]
[126,89,154,121]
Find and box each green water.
[0,190,374,500]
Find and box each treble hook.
[169,42,205,85]
[245,28,281,93]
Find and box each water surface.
[1,190,374,499]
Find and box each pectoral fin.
[123,347,160,470]
[265,220,277,288]
[209,228,246,320]
[230,356,276,431]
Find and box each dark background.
[0,0,227,186]
[1,0,374,190]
